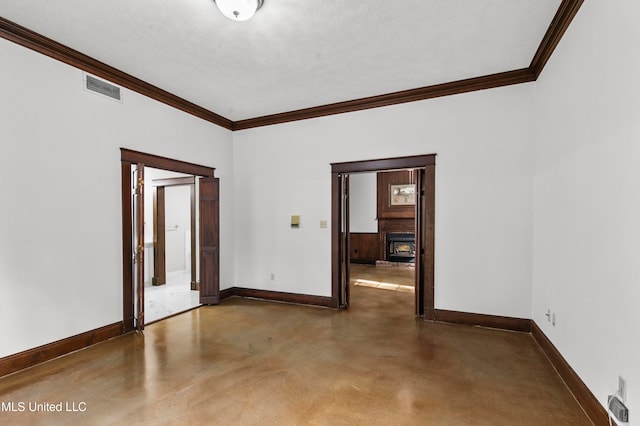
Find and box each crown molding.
[1,0,583,131]
[530,0,584,79]
[235,0,584,130]
[0,16,234,130]
[233,69,535,130]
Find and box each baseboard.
[221,286,332,308]
[531,321,609,426]
[0,302,610,426]
[220,287,235,300]
[434,309,532,332]
[0,322,123,378]
[433,312,608,425]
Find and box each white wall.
[0,38,234,358]
[349,172,378,233]
[143,168,190,245]
[143,169,190,283]
[532,0,640,418]
[3,6,634,420]
[233,83,534,316]
[164,185,192,273]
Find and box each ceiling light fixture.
[214,0,264,22]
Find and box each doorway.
[145,170,198,324]
[331,154,436,318]
[348,171,417,313]
[120,149,220,332]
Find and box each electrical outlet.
[545,309,551,322]
[270,273,275,281]
[609,395,629,423]
[619,376,627,402]
[320,220,328,228]
[552,313,556,326]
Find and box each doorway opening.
[145,169,198,324]
[121,149,220,332]
[331,154,435,318]
[348,170,416,313]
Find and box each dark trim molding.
[0,322,123,378]
[1,0,584,131]
[120,149,216,334]
[331,155,436,316]
[121,161,135,333]
[120,148,215,178]
[531,321,609,426]
[331,154,436,174]
[219,287,332,308]
[220,287,235,301]
[0,17,233,130]
[151,176,196,187]
[237,0,583,131]
[0,301,609,426]
[433,312,608,425]
[434,309,532,333]
[530,0,584,79]
[233,69,535,130]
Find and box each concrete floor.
[0,265,590,425]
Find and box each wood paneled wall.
[377,171,416,261]
[350,233,379,264]
[377,170,417,219]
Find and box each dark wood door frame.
[152,185,166,285]
[199,177,220,305]
[331,154,436,319]
[120,148,216,333]
[151,177,197,290]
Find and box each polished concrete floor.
[351,263,415,293]
[0,265,590,425]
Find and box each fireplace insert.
[386,233,415,263]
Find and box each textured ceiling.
[0,0,561,121]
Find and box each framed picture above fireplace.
[377,170,416,219]
[390,184,415,206]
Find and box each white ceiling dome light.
[214,0,264,22]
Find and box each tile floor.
[144,270,200,324]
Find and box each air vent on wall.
[84,74,122,102]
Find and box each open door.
[339,173,350,308]
[331,154,436,317]
[122,149,220,330]
[414,168,425,316]
[199,177,220,304]
[133,163,145,331]
[152,185,166,285]
[152,177,197,288]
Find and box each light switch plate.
[619,376,626,402]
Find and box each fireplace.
[386,233,415,263]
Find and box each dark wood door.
[414,168,424,316]
[199,177,220,304]
[340,174,350,308]
[152,186,166,285]
[134,163,145,330]
[330,154,436,317]
[152,178,197,288]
